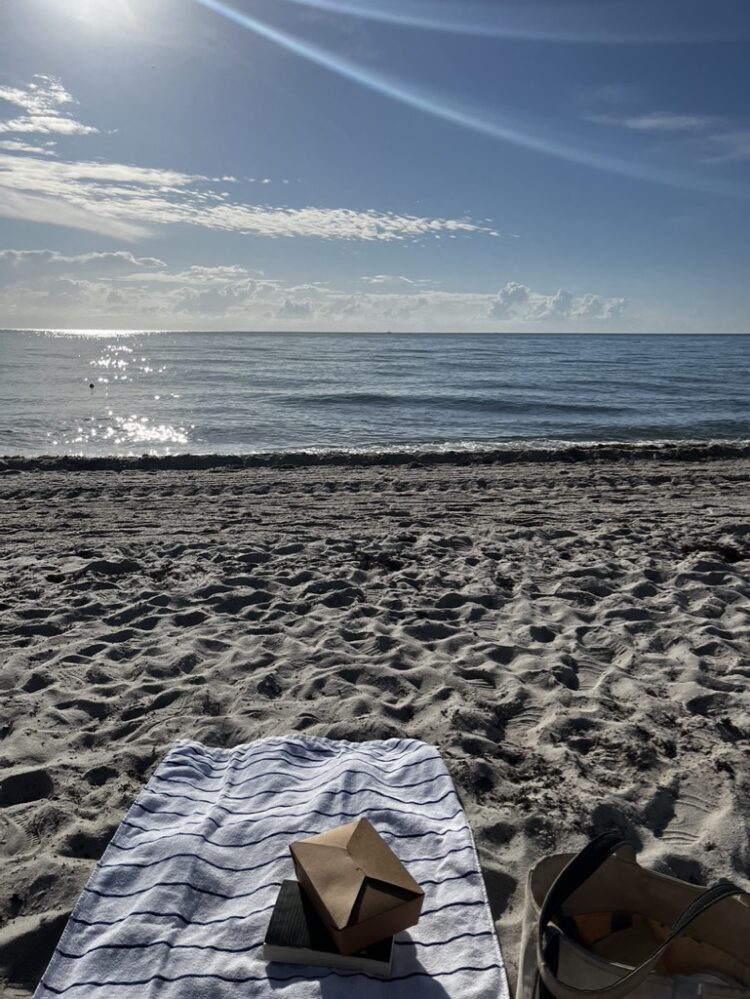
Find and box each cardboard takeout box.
[290,818,424,955]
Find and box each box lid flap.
[348,819,422,896]
[291,840,366,929]
[291,818,423,929]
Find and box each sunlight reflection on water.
[51,413,191,449]
[89,343,166,383]
[44,339,191,452]
[4,330,750,457]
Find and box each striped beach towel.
[36,736,508,998]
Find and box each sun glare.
[61,0,138,29]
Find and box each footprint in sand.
[0,770,54,808]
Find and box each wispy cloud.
[704,129,750,164]
[0,249,165,272]
[596,112,750,163]
[115,264,266,285]
[0,75,99,136]
[587,111,713,133]
[0,76,497,242]
[582,91,750,164]
[0,139,57,156]
[0,188,149,241]
[0,151,497,242]
[360,274,432,286]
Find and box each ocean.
[1,330,748,457]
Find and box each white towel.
[36,736,509,998]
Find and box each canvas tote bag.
[518,830,750,999]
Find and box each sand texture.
[1,453,750,995]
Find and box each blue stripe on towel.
[39,963,504,994]
[166,741,426,776]
[68,902,277,930]
[112,816,471,852]
[154,762,448,796]
[100,842,476,873]
[84,878,282,902]
[56,928,496,962]
[67,896,488,933]
[129,798,466,827]
[165,748,439,778]
[147,782,457,813]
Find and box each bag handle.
[536,831,745,999]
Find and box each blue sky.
[0,0,749,331]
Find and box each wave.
[278,392,634,416]
[3,438,750,472]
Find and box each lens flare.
[191,0,749,201]
[270,0,748,45]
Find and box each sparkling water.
[1,330,748,456]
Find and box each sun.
[61,0,139,29]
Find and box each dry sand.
[1,450,750,995]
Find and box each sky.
[0,0,749,332]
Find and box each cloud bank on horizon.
[0,0,748,331]
[0,247,627,332]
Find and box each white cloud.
[0,151,497,242]
[575,293,628,319]
[361,274,415,285]
[623,112,711,132]
[116,264,266,286]
[0,139,57,156]
[359,274,440,288]
[278,298,313,318]
[488,281,530,317]
[0,75,99,136]
[704,129,750,163]
[488,282,625,322]
[0,187,151,241]
[0,115,98,136]
[0,75,498,243]
[0,76,72,114]
[0,252,628,331]
[534,287,574,319]
[0,154,201,188]
[588,111,712,132]
[583,94,750,163]
[0,249,165,274]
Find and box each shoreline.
[3,438,750,473]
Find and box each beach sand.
[2,450,750,995]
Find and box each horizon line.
[2,328,750,337]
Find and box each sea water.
[1,330,748,456]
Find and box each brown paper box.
[290,818,424,956]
